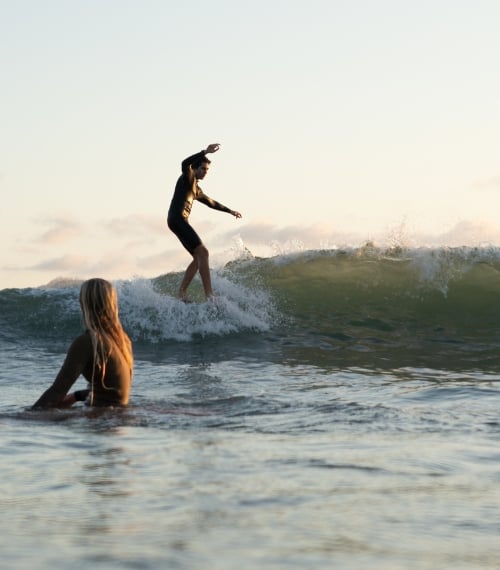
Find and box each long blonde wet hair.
[79,278,133,398]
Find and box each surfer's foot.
[178,291,193,303]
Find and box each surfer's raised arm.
[181,144,220,174]
[205,143,220,154]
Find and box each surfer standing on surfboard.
[167,143,242,302]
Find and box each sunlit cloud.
[29,254,88,271]
[137,247,188,273]
[213,221,366,251]
[105,214,167,236]
[417,220,500,247]
[37,216,85,245]
[212,220,500,254]
[85,256,138,278]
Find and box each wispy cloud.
[214,221,364,251]
[105,214,167,236]
[137,247,188,272]
[29,254,88,271]
[418,220,500,247]
[37,216,85,245]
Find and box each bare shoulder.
[67,332,92,355]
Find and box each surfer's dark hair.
[192,155,211,169]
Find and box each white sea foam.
[115,273,275,342]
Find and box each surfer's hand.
[205,143,220,154]
[231,210,242,219]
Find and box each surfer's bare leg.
[178,244,214,300]
[194,243,214,300]
[178,258,198,300]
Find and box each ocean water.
[1,245,500,569]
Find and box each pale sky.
[1,0,499,289]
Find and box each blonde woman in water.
[33,278,133,408]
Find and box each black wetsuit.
[167,150,231,254]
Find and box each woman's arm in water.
[32,335,91,409]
